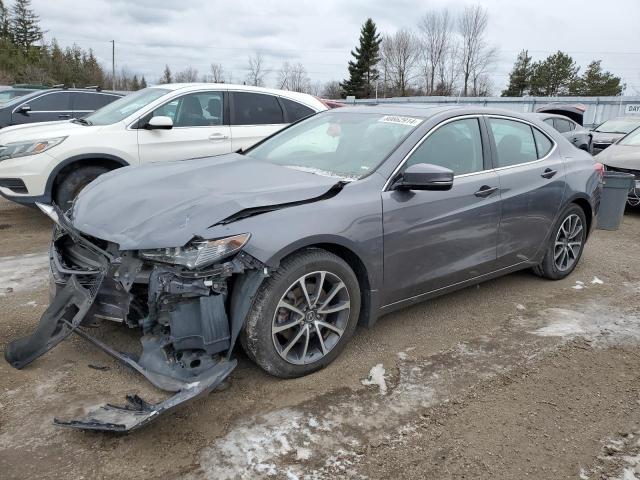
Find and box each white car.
[0,84,328,208]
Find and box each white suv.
[0,84,328,208]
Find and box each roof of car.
[324,104,549,120]
[530,112,575,121]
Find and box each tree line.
[0,0,147,89]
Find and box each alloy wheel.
[554,214,584,272]
[272,271,351,365]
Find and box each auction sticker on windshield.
[379,115,423,126]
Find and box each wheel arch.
[46,154,129,203]
[569,195,594,238]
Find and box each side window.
[488,118,537,167]
[232,92,284,125]
[152,91,224,127]
[532,128,553,158]
[543,118,555,128]
[72,92,114,111]
[405,118,484,176]
[280,97,314,123]
[553,118,572,133]
[25,92,71,111]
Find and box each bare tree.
[418,9,453,94]
[435,41,460,95]
[174,66,199,83]
[381,29,419,97]
[246,53,267,87]
[277,62,310,93]
[458,4,494,96]
[322,80,343,99]
[210,63,225,83]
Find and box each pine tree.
[131,74,140,90]
[10,0,43,53]
[0,0,10,39]
[529,51,580,96]
[501,50,533,97]
[340,18,382,98]
[575,60,623,96]
[159,64,172,84]
[140,75,147,88]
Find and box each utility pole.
[110,40,115,90]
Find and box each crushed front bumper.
[4,204,243,432]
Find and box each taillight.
[594,162,605,178]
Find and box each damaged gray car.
[4,106,602,432]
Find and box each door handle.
[541,168,557,179]
[209,133,229,141]
[474,185,498,198]
[58,114,71,119]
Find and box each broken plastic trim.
[213,181,346,226]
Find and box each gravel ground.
[0,197,639,479]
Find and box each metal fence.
[348,96,640,128]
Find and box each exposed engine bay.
[4,204,266,432]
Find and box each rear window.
[488,118,538,167]
[232,92,284,125]
[280,97,315,123]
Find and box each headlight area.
[0,136,67,161]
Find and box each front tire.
[53,165,110,211]
[533,204,587,280]
[241,249,361,379]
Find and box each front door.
[486,117,566,268]
[382,117,501,306]
[137,91,232,164]
[11,91,73,125]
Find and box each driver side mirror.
[146,116,173,130]
[391,163,454,191]
[18,104,31,114]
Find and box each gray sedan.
[5,105,602,432]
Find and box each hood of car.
[591,131,625,145]
[71,153,343,250]
[0,120,91,144]
[597,144,640,170]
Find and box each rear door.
[488,116,565,268]
[381,116,501,305]
[229,91,287,151]
[11,91,72,125]
[137,90,232,164]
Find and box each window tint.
[232,92,283,125]
[405,118,484,175]
[153,91,224,127]
[488,118,537,167]
[25,92,71,111]
[553,118,572,133]
[533,128,553,158]
[280,97,314,122]
[72,92,120,111]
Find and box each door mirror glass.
[146,116,173,130]
[18,104,31,113]
[393,163,454,191]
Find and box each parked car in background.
[598,126,640,207]
[0,84,327,208]
[5,105,602,431]
[591,117,640,155]
[0,87,122,129]
[532,113,592,152]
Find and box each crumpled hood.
[598,144,640,170]
[72,154,341,250]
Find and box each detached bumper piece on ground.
[4,205,260,432]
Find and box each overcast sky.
[31,0,640,94]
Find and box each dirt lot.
[1,196,640,480]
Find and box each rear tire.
[533,204,587,280]
[241,249,360,379]
[53,165,110,211]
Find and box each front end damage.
[4,204,265,432]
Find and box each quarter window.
[280,97,314,122]
[488,118,537,167]
[405,118,484,176]
[152,91,224,127]
[24,92,71,111]
[232,92,284,125]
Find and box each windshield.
[0,90,34,106]
[83,87,169,125]
[594,119,640,134]
[246,111,422,180]
[618,127,640,146]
